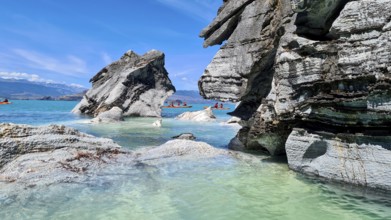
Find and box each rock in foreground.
[72,50,175,119]
[0,123,230,187]
[286,129,391,191]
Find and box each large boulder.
[72,50,176,118]
[199,0,391,189]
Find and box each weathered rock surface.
[286,129,391,191]
[91,107,124,123]
[0,124,233,187]
[72,50,175,118]
[175,107,216,122]
[199,0,391,189]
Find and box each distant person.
[177,101,181,106]
[214,103,218,108]
[169,102,174,107]
[3,98,8,102]
[183,102,187,106]
[220,103,223,109]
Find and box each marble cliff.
[199,0,391,190]
[73,50,175,119]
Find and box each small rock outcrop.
[0,123,121,169]
[72,50,175,119]
[172,133,197,140]
[199,0,391,189]
[175,107,216,122]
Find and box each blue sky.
[0,0,221,90]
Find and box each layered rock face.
[199,0,391,189]
[72,50,175,118]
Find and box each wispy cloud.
[155,0,220,22]
[13,49,88,76]
[172,68,196,77]
[0,71,52,82]
[0,71,87,88]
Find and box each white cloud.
[12,49,88,76]
[0,71,55,83]
[155,0,221,22]
[0,71,87,89]
[181,77,188,81]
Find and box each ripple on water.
[1,156,391,220]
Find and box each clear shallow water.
[1,100,391,219]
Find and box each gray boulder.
[286,129,391,191]
[72,50,176,119]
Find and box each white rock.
[152,119,162,127]
[175,107,216,122]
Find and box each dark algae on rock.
[199,0,391,190]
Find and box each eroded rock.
[286,128,391,191]
[72,50,175,119]
[199,0,391,189]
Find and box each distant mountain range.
[166,90,215,104]
[0,78,215,103]
[0,78,87,100]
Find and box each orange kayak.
[162,106,192,108]
[0,102,11,105]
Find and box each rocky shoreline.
[0,123,249,190]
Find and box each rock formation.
[0,123,232,187]
[199,0,391,189]
[72,50,175,119]
[175,107,216,122]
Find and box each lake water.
[0,100,391,220]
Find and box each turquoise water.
[1,100,391,219]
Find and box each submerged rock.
[175,107,216,122]
[72,50,176,119]
[152,118,162,127]
[172,133,196,140]
[199,0,391,189]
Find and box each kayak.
[204,106,230,110]
[162,106,192,108]
[0,102,11,105]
